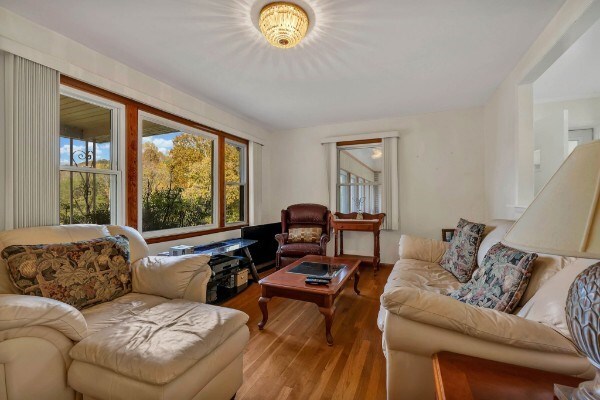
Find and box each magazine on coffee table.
[287,261,346,278]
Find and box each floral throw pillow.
[449,242,538,313]
[2,235,131,310]
[439,219,486,283]
[288,227,322,243]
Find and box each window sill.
[145,224,248,244]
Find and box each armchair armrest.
[132,254,212,303]
[0,294,87,341]
[398,234,448,263]
[275,233,288,246]
[381,287,577,355]
[319,233,330,253]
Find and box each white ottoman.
[68,300,249,400]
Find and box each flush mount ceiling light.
[371,148,383,159]
[259,2,309,49]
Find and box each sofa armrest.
[132,255,212,302]
[381,287,577,355]
[398,234,448,263]
[0,294,87,341]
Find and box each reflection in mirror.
[337,145,382,214]
[532,19,600,195]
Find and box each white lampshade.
[503,140,600,258]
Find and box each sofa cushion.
[81,292,168,335]
[450,243,537,313]
[2,235,131,310]
[288,227,322,243]
[517,258,599,339]
[398,235,448,263]
[280,242,322,256]
[378,259,461,330]
[518,254,575,308]
[385,259,461,295]
[477,220,514,267]
[0,224,111,295]
[70,300,249,385]
[440,218,486,283]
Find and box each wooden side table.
[331,212,385,272]
[432,352,585,400]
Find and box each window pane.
[340,185,350,213]
[60,171,112,225]
[60,95,112,169]
[226,185,245,223]
[225,142,246,223]
[225,142,242,183]
[141,119,214,231]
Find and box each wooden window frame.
[60,76,249,244]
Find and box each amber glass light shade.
[259,2,309,49]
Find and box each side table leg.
[243,247,260,283]
[334,228,339,257]
[318,305,336,346]
[354,270,361,295]
[258,297,270,330]
[374,230,381,273]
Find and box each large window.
[59,76,251,242]
[225,140,247,224]
[140,113,217,236]
[59,87,123,225]
[337,143,382,214]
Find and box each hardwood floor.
[222,264,391,400]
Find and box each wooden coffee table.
[257,255,361,346]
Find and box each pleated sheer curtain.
[4,53,60,229]
[249,142,263,225]
[381,137,399,230]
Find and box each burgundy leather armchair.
[275,204,331,269]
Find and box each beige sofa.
[378,219,597,400]
[0,224,249,400]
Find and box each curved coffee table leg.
[318,306,336,346]
[258,297,270,330]
[354,270,361,295]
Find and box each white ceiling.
[534,18,600,103]
[0,0,565,131]
[345,147,382,171]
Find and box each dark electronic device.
[241,222,281,270]
[305,277,330,285]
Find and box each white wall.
[534,110,568,193]
[535,96,600,133]
[268,107,486,264]
[484,0,599,220]
[0,8,273,252]
[0,50,4,231]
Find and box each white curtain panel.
[382,137,400,230]
[325,142,337,212]
[4,53,60,229]
[249,142,263,225]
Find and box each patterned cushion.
[449,242,538,313]
[2,235,131,310]
[439,218,486,283]
[288,227,322,243]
